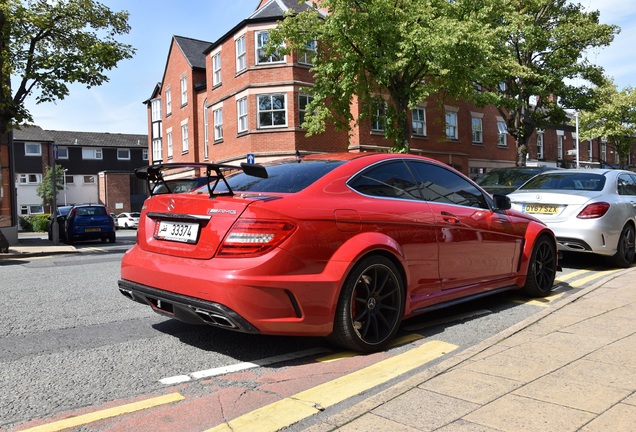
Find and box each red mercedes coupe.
[119,153,558,352]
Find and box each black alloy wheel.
[522,234,557,297]
[330,255,404,352]
[609,224,635,268]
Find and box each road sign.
[53,144,59,159]
[246,153,255,164]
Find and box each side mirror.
[492,194,511,211]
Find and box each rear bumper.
[118,279,259,333]
[119,245,348,336]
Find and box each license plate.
[523,204,560,214]
[84,228,101,232]
[156,220,199,244]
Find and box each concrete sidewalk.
[0,232,76,259]
[304,267,636,432]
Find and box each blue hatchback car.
[65,204,116,244]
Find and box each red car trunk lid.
[137,194,250,259]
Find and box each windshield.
[520,173,606,191]
[213,160,346,194]
[476,169,542,187]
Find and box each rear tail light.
[577,202,610,219]
[218,219,296,257]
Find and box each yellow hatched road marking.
[20,393,185,432]
[316,333,423,363]
[206,340,458,432]
[555,269,593,282]
[568,269,620,288]
[511,292,565,307]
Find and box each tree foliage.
[270,0,618,159]
[36,163,65,207]
[579,79,636,169]
[269,0,502,153]
[0,0,135,134]
[486,0,618,165]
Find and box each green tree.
[268,0,502,153]
[0,0,134,133]
[579,80,636,169]
[486,0,618,166]
[0,0,134,248]
[36,164,65,209]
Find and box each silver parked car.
[508,169,636,267]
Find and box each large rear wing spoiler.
[134,162,268,197]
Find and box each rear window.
[76,206,107,216]
[520,173,606,192]
[218,160,346,193]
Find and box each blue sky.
[21,0,636,135]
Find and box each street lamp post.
[63,169,68,205]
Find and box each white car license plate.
[523,204,560,214]
[156,221,199,244]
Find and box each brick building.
[12,126,148,222]
[146,0,615,179]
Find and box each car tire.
[608,223,635,268]
[521,234,557,298]
[329,255,404,352]
[66,236,74,245]
[109,233,116,243]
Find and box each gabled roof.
[249,0,315,19]
[14,126,147,148]
[13,125,54,142]
[173,35,212,70]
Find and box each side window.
[348,161,421,200]
[618,174,636,196]
[407,161,487,208]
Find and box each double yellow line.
[19,340,456,432]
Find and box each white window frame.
[237,97,248,133]
[371,102,386,132]
[204,103,210,160]
[537,131,544,159]
[20,205,44,215]
[557,132,564,159]
[17,173,42,185]
[83,175,96,184]
[152,139,162,162]
[57,146,69,159]
[256,30,284,65]
[587,140,593,160]
[299,40,317,65]
[236,35,246,72]
[151,99,161,121]
[166,129,173,159]
[82,148,103,160]
[165,87,172,116]
[257,93,287,129]
[181,122,189,153]
[497,121,508,147]
[445,111,458,140]
[180,75,187,106]
[212,51,222,86]
[601,141,607,161]
[117,149,130,160]
[299,94,313,127]
[65,174,74,185]
[214,107,223,140]
[411,107,426,136]
[25,143,42,156]
[471,117,483,143]
[142,148,149,161]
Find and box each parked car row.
[477,165,636,267]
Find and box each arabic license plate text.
[523,204,559,214]
[156,221,199,243]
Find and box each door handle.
[441,212,460,224]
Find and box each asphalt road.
[0,233,619,430]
